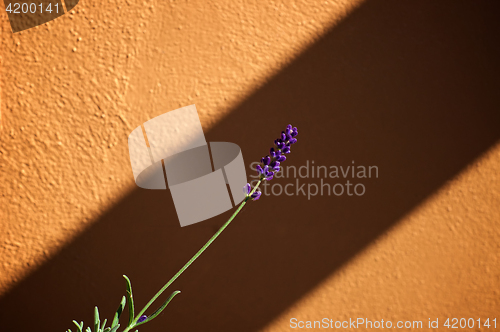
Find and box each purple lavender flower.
[255,124,298,182]
[138,315,148,323]
[243,184,262,201]
[263,165,274,181]
[275,139,286,150]
[243,183,251,195]
[270,160,280,172]
[251,190,261,200]
[277,155,286,162]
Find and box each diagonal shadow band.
[1,0,500,331]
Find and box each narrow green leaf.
[123,275,134,326]
[94,307,100,332]
[112,296,126,328]
[86,327,92,332]
[100,318,107,331]
[136,290,181,326]
[109,324,120,332]
[103,329,111,332]
[72,320,83,332]
[67,329,72,332]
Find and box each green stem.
[123,180,262,332]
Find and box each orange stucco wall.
[1,1,499,331]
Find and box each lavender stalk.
[66,124,298,332]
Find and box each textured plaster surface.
[0,1,499,332]
[0,0,361,293]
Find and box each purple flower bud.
[251,191,261,201]
[261,165,271,179]
[138,315,147,323]
[275,150,282,158]
[270,147,276,158]
[265,174,274,181]
[261,155,271,166]
[277,155,286,162]
[282,145,291,154]
[289,138,297,144]
[275,139,285,149]
[243,183,251,195]
[281,131,286,140]
[291,127,298,137]
[256,164,264,175]
[270,160,280,171]
[262,165,274,178]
